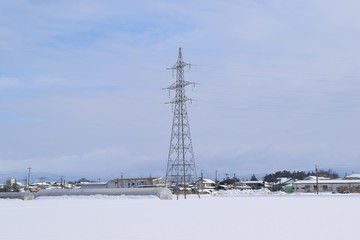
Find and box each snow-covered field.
[1,193,359,240]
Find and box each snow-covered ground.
[1,193,359,240]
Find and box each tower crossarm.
[165,96,193,105]
[164,80,195,90]
[166,62,191,70]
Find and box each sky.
[1,0,360,182]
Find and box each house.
[233,181,252,190]
[196,178,216,192]
[6,177,16,186]
[31,182,51,190]
[79,182,107,189]
[51,181,73,189]
[344,173,360,180]
[293,179,360,193]
[271,178,294,191]
[215,184,230,190]
[243,181,265,190]
[106,177,171,188]
[304,176,330,180]
[2,177,22,192]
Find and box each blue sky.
[1,0,360,181]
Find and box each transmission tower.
[165,48,198,198]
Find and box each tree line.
[263,169,339,183]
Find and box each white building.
[196,178,216,192]
[293,179,360,193]
[344,173,360,180]
[304,176,330,181]
[234,181,252,190]
[270,178,294,191]
[6,177,16,186]
[106,177,171,188]
[31,182,52,189]
[79,182,107,189]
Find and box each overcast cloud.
[1,0,360,181]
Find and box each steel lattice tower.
[165,48,197,197]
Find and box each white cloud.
[1,0,360,180]
[0,77,19,88]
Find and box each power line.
[198,83,360,99]
[194,100,360,118]
[195,64,360,79]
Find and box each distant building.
[79,182,107,189]
[6,177,16,186]
[196,178,216,192]
[106,177,171,188]
[31,182,51,190]
[51,181,73,189]
[233,181,252,190]
[304,176,330,181]
[344,173,360,180]
[293,179,360,193]
[271,178,294,191]
[3,177,20,192]
[243,180,265,190]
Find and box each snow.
[345,173,360,179]
[199,178,216,184]
[294,179,360,184]
[1,193,359,240]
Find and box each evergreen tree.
[250,174,258,181]
[263,169,340,182]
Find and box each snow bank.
[1,194,359,240]
[213,188,272,196]
[0,192,34,200]
[35,194,158,200]
[35,187,172,200]
[0,187,172,200]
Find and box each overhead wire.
[174,63,360,118]
[190,65,360,85]
[194,99,360,118]
[195,64,360,79]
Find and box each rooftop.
[294,179,360,184]
[345,174,360,179]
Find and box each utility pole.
[165,48,198,200]
[60,176,65,189]
[121,173,124,188]
[39,177,46,189]
[27,167,32,192]
[315,165,319,195]
[200,170,204,192]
